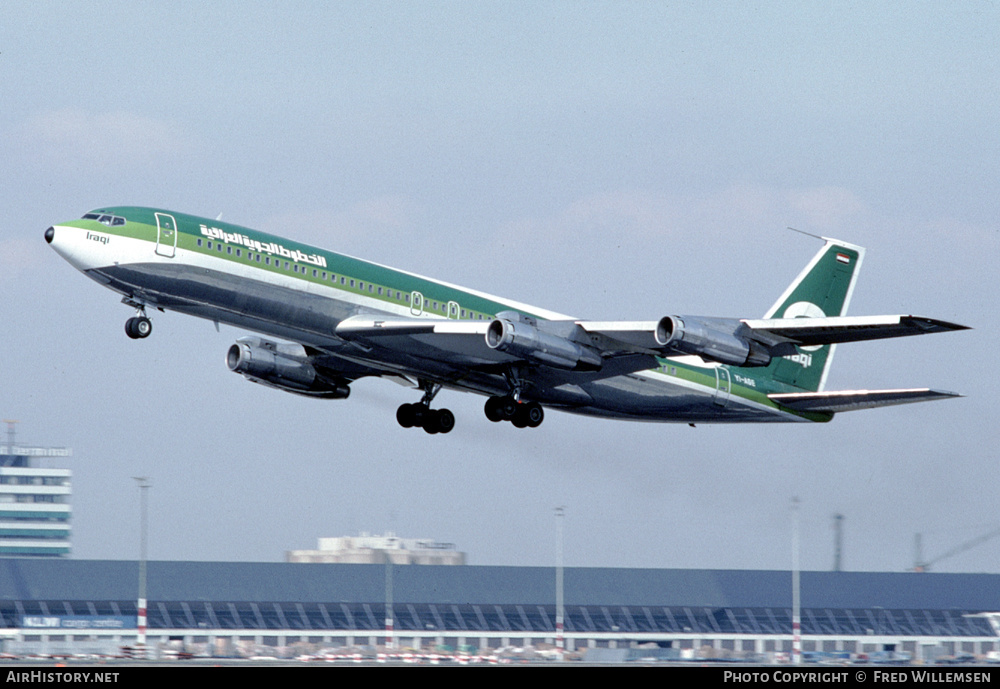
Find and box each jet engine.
[226,337,351,398]
[486,312,602,371]
[655,315,772,367]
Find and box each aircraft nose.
[45,226,54,243]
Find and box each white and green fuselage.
[46,207,961,428]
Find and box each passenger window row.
[193,237,491,320]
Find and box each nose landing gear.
[125,316,152,339]
[123,298,153,340]
[122,298,154,339]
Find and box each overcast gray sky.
[1,1,996,573]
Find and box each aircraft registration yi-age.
[46,207,968,434]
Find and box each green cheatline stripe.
[71,210,519,321]
[0,530,70,537]
[0,547,70,554]
[649,359,832,422]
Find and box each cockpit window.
[83,212,126,226]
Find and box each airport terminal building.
[1,559,998,661]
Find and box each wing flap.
[334,315,518,367]
[769,388,962,413]
[575,321,662,357]
[335,315,490,338]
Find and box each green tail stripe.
[760,239,865,392]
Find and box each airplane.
[45,207,968,434]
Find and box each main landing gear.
[483,365,544,429]
[484,396,544,428]
[397,403,455,434]
[397,383,455,434]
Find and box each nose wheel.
[125,316,152,339]
[123,298,153,339]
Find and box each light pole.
[791,496,801,665]
[385,552,394,652]
[133,477,150,659]
[555,506,565,660]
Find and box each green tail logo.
[761,238,865,392]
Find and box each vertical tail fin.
[760,238,865,392]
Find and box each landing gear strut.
[397,382,455,434]
[484,396,544,428]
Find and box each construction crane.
[911,527,1000,572]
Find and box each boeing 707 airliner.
[45,207,967,433]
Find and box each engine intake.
[486,313,602,371]
[227,337,351,398]
[655,315,772,367]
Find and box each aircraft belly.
[90,262,516,389]
[94,260,796,420]
[90,262,355,347]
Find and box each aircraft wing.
[578,315,968,351]
[739,315,969,348]
[335,313,969,374]
[577,315,969,367]
[768,388,962,413]
[333,315,659,379]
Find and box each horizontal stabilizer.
[769,388,962,413]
